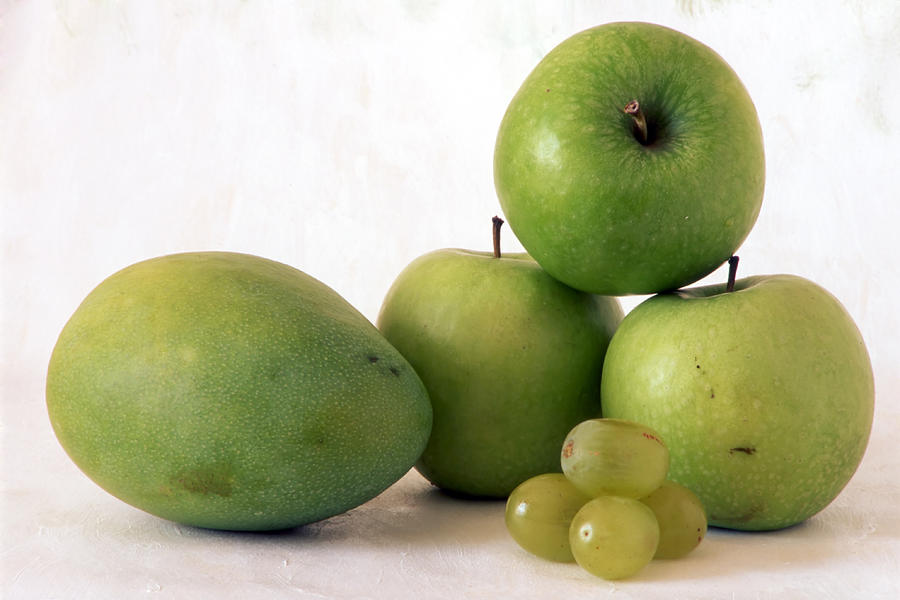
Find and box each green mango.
[46,251,432,531]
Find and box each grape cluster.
[504,418,707,580]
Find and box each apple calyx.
[624,100,649,145]
[726,256,740,292]
[492,216,505,259]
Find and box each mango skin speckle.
[46,252,432,531]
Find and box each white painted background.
[2,1,898,598]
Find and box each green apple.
[377,219,623,497]
[494,21,765,295]
[47,252,432,531]
[600,263,874,530]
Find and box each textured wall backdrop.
[3,1,898,393]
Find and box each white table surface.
[3,2,899,598]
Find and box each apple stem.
[492,216,504,259]
[726,255,739,292]
[624,100,648,144]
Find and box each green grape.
[640,480,708,559]
[561,418,669,498]
[569,496,660,580]
[505,473,592,562]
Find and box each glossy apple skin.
[494,22,764,295]
[601,275,874,530]
[377,250,623,497]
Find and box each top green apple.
[494,22,765,295]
